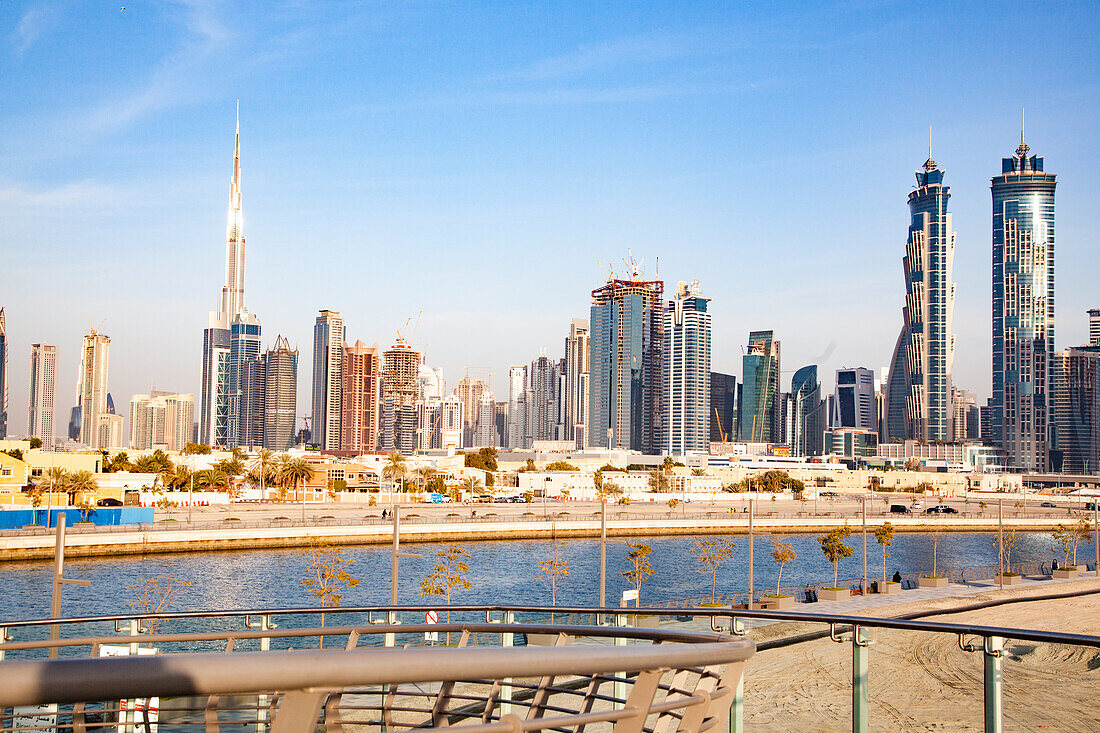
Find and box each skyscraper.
[1089,308,1100,347]
[341,341,380,453]
[527,351,560,444]
[738,330,779,443]
[456,376,488,446]
[506,365,527,448]
[381,339,420,454]
[833,367,877,431]
[991,127,1056,471]
[791,365,825,457]
[886,146,956,443]
[709,372,737,444]
[1051,346,1100,474]
[311,309,345,450]
[0,308,7,439]
[129,392,195,452]
[261,336,298,451]
[77,329,110,446]
[662,280,711,455]
[589,272,664,453]
[563,319,590,448]
[28,344,57,448]
[201,105,257,449]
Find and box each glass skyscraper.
[589,275,664,454]
[662,280,711,455]
[738,330,779,443]
[991,133,1056,472]
[886,152,956,442]
[791,364,824,457]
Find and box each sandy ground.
[740,577,1100,732]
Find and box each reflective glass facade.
[662,282,711,455]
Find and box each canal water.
[0,531,1067,622]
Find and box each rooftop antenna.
[1016,107,1030,158]
[923,126,936,172]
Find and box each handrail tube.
[0,639,754,707]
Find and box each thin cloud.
[510,32,701,81]
[14,3,56,55]
[0,179,125,211]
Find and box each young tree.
[1052,525,1075,568]
[994,529,1020,572]
[126,575,194,636]
[420,544,472,635]
[621,542,655,595]
[770,538,797,596]
[300,543,360,646]
[534,541,570,615]
[874,522,895,583]
[1071,518,1092,566]
[818,526,854,589]
[463,475,483,497]
[690,538,736,603]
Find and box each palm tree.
[462,476,482,498]
[277,456,314,515]
[250,448,276,497]
[65,470,99,506]
[34,467,68,526]
[382,452,407,498]
[131,455,162,473]
[160,464,191,492]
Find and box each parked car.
[819,491,839,498]
[910,500,923,510]
[889,505,912,514]
[925,505,958,514]
[1040,501,1057,508]
[96,497,123,507]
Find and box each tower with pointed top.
[991,122,1056,471]
[200,105,261,448]
[885,144,956,442]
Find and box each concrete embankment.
[0,514,1077,562]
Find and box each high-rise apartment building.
[341,341,379,453]
[1089,308,1100,347]
[28,344,58,448]
[791,365,825,457]
[0,308,7,439]
[739,330,779,443]
[98,413,124,450]
[311,310,345,450]
[662,281,711,455]
[472,391,500,447]
[129,392,195,452]
[833,367,877,431]
[201,107,254,449]
[991,130,1056,471]
[527,352,560,444]
[886,149,956,443]
[563,319,590,448]
[589,274,665,453]
[456,376,488,446]
[950,387,979,442]
[77,329,110,446]
[381,340,420,454]
[1051,346,1100,474]
[440,394,464,450]
[710,373,737,444]
[506,366,527,449]
[263,336,299,451]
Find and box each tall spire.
[923,125,937,171]
[219,100,246,319]
[1016,107,1029,158]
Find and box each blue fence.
[0,507,154,529]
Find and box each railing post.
[613,613,627,710]
[385,611,396,648]
[852,625,869,733]
[501,610,514,715]
[983,636,1003,733]
[728,671,744,733]
[257,614,273,733]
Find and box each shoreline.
[0,513,1085,562]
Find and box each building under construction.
[381,340,421,453]
[589,276,665,454]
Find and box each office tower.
[28,344,58,447]
[67,407,80,441]
[980,400,993,444]
[415,365,446,450]
[991,127,1057,471]
[129,392,195,451]
[563,318,590,447]
[1051,346,1100,473]
[506,366,527,449]
[341,341,380,453]
[0,308,6,438]
[201,107,254,449]
[589,273,665,453]
[262,337,298,451]
[472,391,499,447]
[76,329,110,446]
[833,367,877,431]
[381,340,420,454]
[98,413,124,450]
[456,376,488,446]
[710,373,737,444]
[885,146,956,443]
[495,401,509,448]
[662,280,711,455]
[528,351,560,444]
[240,356,266,449]
[791,365,825,457]
[738,330,780,443]
[311,309,345,450]
[950,388,979,442]
[440,394,464,450]
[1090,309,1100,347]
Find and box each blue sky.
[2,0,1098,432]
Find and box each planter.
[819,588,849,601]
[874,581,903,594]
[760,595,795,610]
[1053,568,1079,579]
[994,573,1022,585]
[918,576,948,589]
[693,604,730,622]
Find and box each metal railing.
[1,600,1099,733]
[0,620,750,733]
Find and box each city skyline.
[3,2,1099,433]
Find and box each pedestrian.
[892,570,902,584]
